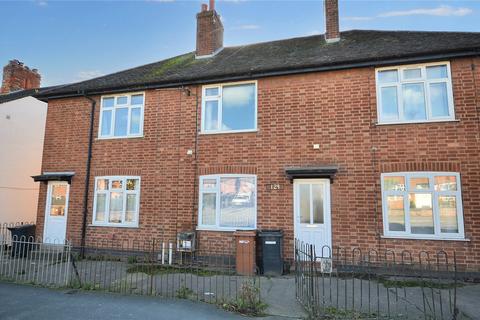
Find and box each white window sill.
[376,119,459,126]
[381,235,469,242]
[196,226,256,232]
[96,135,144,141]
[89,223,139,229]
[199,129,258,135]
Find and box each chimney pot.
[201,3,207,12]
[209,0,215,11]
[324,0,340,43]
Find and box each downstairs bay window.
[198,175,257,230]
[93,176,140,227]
[381,172,464,240]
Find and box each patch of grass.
[321,307,379,319]
[127,256,138,264]
[176,285,194,299]
[126,264,233,277]
[378,277,460,290]
[221,280,267,317]
[69,279,101,291]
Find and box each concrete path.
[0,282,299,320]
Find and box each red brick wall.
[36,57,480,269]
[1,60,41,93]
[196,7,223,57]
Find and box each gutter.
[36,50,480,101]
[80,93,96,256]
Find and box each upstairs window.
[376,62,454,124]
[202,82,257,133]
[381,172,464,240]
[99,93,144,138]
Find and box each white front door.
[294,179,331,256]
[43,181,69,243]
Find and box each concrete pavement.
[0,282,300,320]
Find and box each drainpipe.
[80,93,96,256]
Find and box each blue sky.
[1,0,479,87]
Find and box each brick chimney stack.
[324,0,340,43]
[196,0,224,58]
[1,60,41,94]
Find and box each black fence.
[295,239,458,319]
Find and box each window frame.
[201,81,258,134]
[198,174,257,231]
[381,172,465,240]
[92,176,141,228]
[376,62,455,125]
[98,92,145,139]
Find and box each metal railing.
[0,236,261,306]
[0,222,35,246]
[295,239,458,319]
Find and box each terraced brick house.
[33,0,480,269]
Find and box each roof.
[36,30,480,100]
[0,86,61,104]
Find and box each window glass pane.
[409,193,434,234]
[299,184,310,224]
[203,179,217,189]
[380,86,398,120]
[202,193,216,225]
[96,179,109,191]
[205,100,219,131]
[125,194,136,222]
[101,110,112,136]
[410,177,430,190]
[387,195,405,231]
[439,196,458,233]
[378,70,398,83]
[103,97,114,108]
[434,176,457,191]
[312,184,324,224]
[131,94,144,105]
[116,96,127,105]
[112,180,123,189]
[95,193,106,222]
[219,177,255,228]
[126,179,138,191]
[403,68,422,79]
[50,185,67,216]
[383,176,405,191]
[205,87,219,96]
[222,84,255,131]
[109,192,123,223]
[427,65,448,79]
[403,83,427,120]
[114,108,129,136]
[130,107,141,135]
[430,82,449,117]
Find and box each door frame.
[43,181,70,243]
[293,178,332,253]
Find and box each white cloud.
[35,0,48,6]
[236,24,260,30]
[306,30,322,36]
[343,16,373,22]
[76,70,105,82]
[379,5,473,18]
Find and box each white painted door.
[43,181,69,243]
[294,179,331,257]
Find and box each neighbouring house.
[0,60,49,226]
[33,0,480,270]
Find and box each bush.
[222,280,267,316]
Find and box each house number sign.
[269,183,281,190]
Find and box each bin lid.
[7,224,35,231]
[258,229,283,237]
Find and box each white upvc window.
[376,62,455,124]
[99,93,144,138]
[201,81,257,134]
[381,172,464,240]
[198,175,257,231]
[92,176,141,227]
